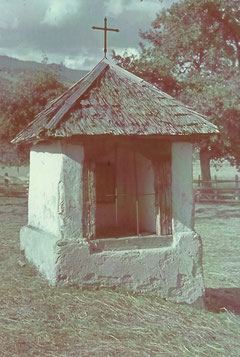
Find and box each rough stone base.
[20,225,204,305]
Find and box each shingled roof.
[12,59,218,144]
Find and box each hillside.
[0,55,89,166]
[0,55,88,86]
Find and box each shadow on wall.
[204,288,240,315]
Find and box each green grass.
[0,197,240,356]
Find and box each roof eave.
[11,129,219,146]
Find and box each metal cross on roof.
[92,17,120,59]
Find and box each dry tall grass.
[0,197,240,356]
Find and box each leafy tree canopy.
[0,70,66,141]
[114,0,240,178]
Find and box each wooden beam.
[133,151,140,237]
[153,158,172,236]
[82,161,96,240]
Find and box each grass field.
[0,197,240,356]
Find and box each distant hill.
[0,55,89,166]
[0,55,88,86]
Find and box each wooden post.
[82,161,96,240]
[196,174,201,202]
[159,160,172,235]
[154,161,161,236]
[214,175,218,201]
[235,174,239,201]
[115,145,118,228]
[133,151,140,237]
[198,174,201,187]
[4,173,9,196]
[153,159,172,236]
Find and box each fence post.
[213,175,218,200]
[235,175,239,201]
[4,173,9,196]
[196,175,201,202]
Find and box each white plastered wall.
[59,143,84,240]
[21,141,84,281]
[171,142,194,234]
[28,141,63,236]
[27,141,84,238]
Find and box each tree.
[113,0,240,181]
[0,70,66,141]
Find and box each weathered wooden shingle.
[12,59,218,144]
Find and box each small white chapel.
[12,58,218,305]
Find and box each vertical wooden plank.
[82,161,96,240]
[153,161,161,236]
[154,159,172,236]
[133,151,140,237]
[235,174,239,201]
[115,145,118,228]
[159,159,172,235]
[88,162,96,239]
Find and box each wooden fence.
[1,173,240,204]
[193,175,240,203]
[0,174,28,197]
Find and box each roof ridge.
[45,60,109,130]
[43,64,93,112]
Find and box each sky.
[0,0,175,70]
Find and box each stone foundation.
[20,226,204,304]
